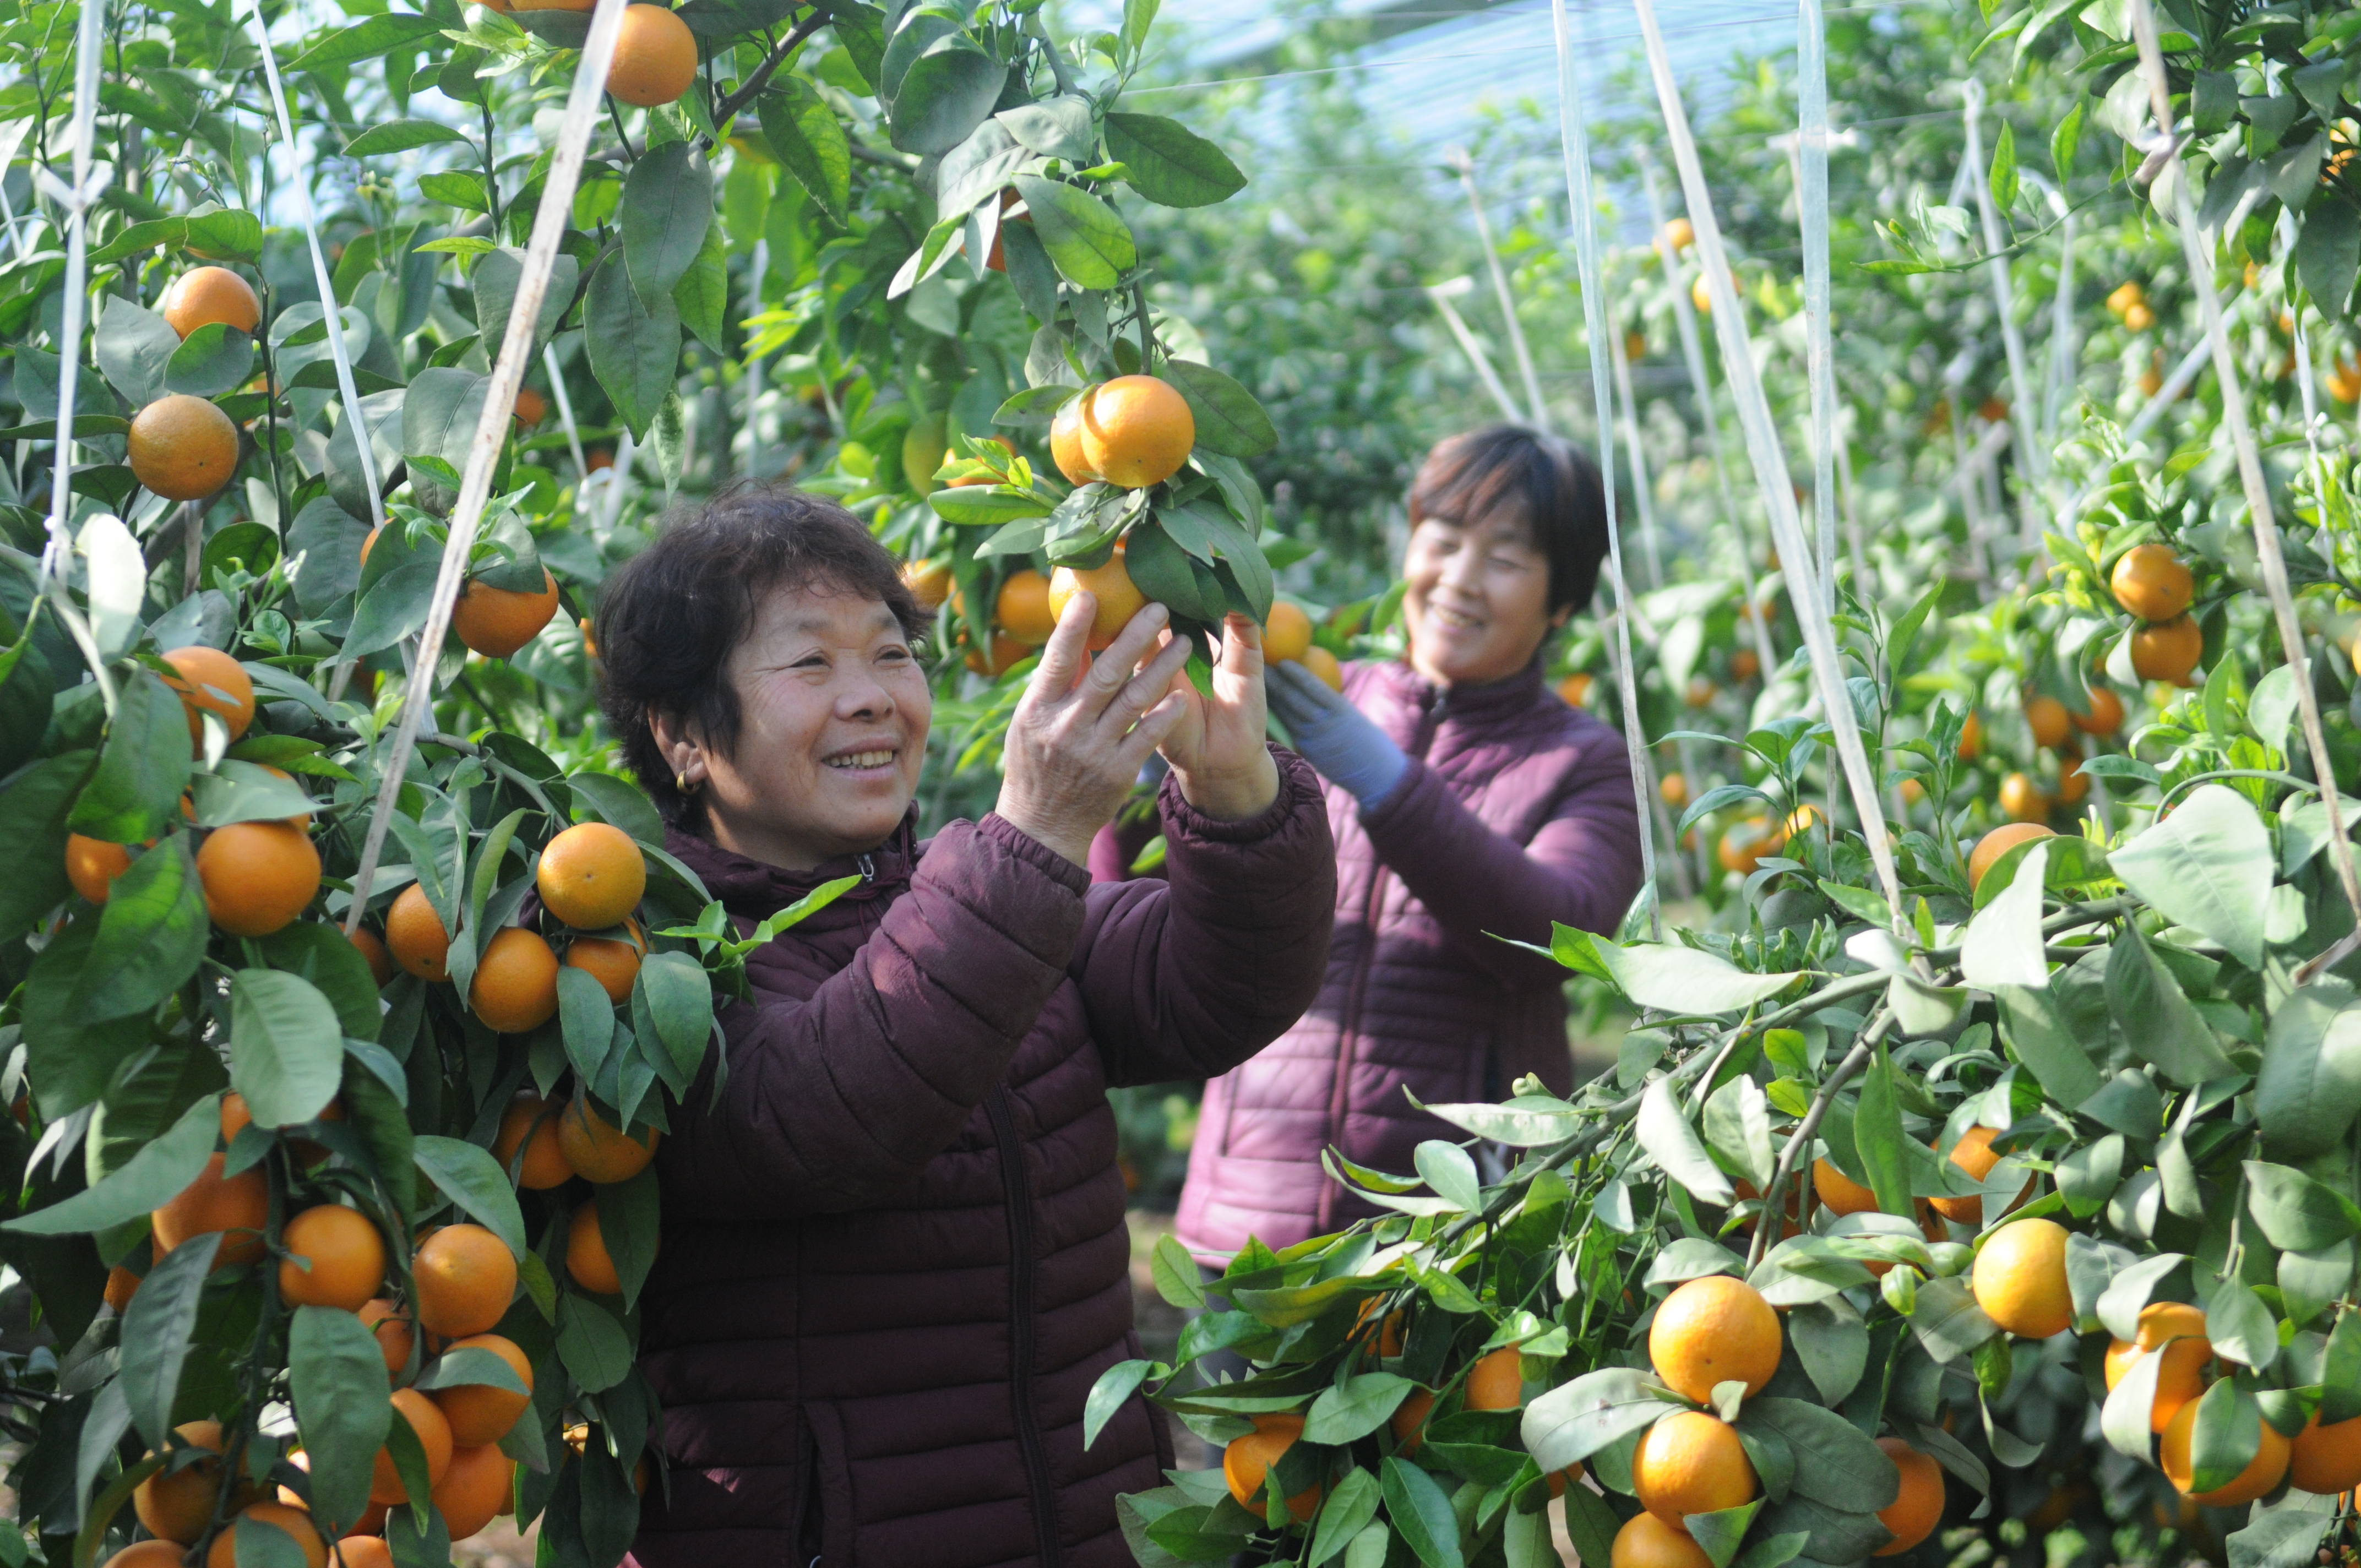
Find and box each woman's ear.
[649,711,708,791]
[1549,603,1576,633]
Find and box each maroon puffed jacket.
[628,750,1334,1568]
[1168,657,1643,1259]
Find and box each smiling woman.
[589,484,1337,1568]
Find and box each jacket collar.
[665,810,920,924]
[1365,655,1547,721]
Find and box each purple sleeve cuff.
[976,812,1092,895]
[1156,744,1319,845]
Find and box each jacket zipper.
[985,1087,1061,1568]
[1317,689,1450,1229]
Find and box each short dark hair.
[596,483,926,830]
[1406,424,1610,616]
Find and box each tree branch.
[709,7,830,137]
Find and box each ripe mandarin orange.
[1262,601,1314,664]
[1463,1347,1524,1410]
[537,822,647,931]
[1300,645,1344,692]
[66,835,135,903]
[1612,1510,1713,1568]
[349,925,395,986]
[412,1223,518,1339]
[1813,1158,1880,1216]
[1660,773,1689,809]
[130,395,240,501]
[386,884,451,981]
[567,1204,623,1295]
[1967,823,2055,891]
[1075,375,1194,489]
[154,1154,269,1266]
[198,820,320,937]
[2130,614,2203,684]
[2110,543,2194,622]
[105,1543,187,1568]
[1662,218,1696,252]
[1874,1438,1945,1555]
[1633,1411,1759,1527]
[431,1444,515,1540]
[1649,1275,1781,1405]
[565,921,646,1004]
[2160,1396,2289,1506]
[512,389,548,427]
[606,4,698,106]
[469,927,561,1033]
[105,1264,141,1313]
[1956,711,1982,760]
[135,1420,229,1542]
[1221,1413,1321,1523]
[2104,1303,2212,1434]
[164,646,256,743]
[1049,395,1101,486]
[2056,752,2090,805]
[2023,694,2071,748]
[995,568,1058,645]
[1998,772,2049,824]
[901,559,954,612]
[1047,546,1150,651]
[1558,672,1594,707]
[206,1502,326,1568]
[2074,685,2125,734]
[495,1095,572,1189]
[1971,1218,2073,1339]
[556,1097,659,1183]
[279,1204,387,1311]
[453,569,560,659]
[161,268,262,339]
[2291,1412,2361,1495]
[1731,647,1760,683]
[359,1298,415,1375]
[370,1389,454,1506]
[333,1539,393,1568]
[430,1333,534,1446]
[1390,1387,1434,1453]
[966,633,1031,677]
[1931,1125,2029,1224]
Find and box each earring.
[676,771,699,795]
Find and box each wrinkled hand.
[1266,660,1407,809]
[1157,614,1281,824]
[994,593,1193,865]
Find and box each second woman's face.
[700,582,933,870]
[1401,510,1562,687]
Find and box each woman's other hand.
[1159,614,1281,823]
[995,591,1193,865]
[1266,660,1408,809]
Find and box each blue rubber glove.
[1266,660,1409,809]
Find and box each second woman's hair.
[1407,424,1610,616]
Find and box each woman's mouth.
[823,748,898,772]
[1428,604,1486,632]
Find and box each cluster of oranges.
[2109,280,2156,334]
[1713,803,1824,878]
[2110,541,2202,687]
[1049,374,1196,492]
[1989,677,2121,826]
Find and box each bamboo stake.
[1428,279,1530,424]
[1450,150,1552,435]
[1796,0,1838,608]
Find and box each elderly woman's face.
[695,581,932,870]
[1401,509,1562,687]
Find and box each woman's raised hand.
[993,591,1194,865]
[1157,613,1280,824]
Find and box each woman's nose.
[836,674,893,720]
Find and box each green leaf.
[347,121,472,156]
[557,965,617,1088]
[1150,1232,1205,1310]
[2297,197,2360,317]
[594,1170,660,1310]
[1521,1368,1671,1472]
[345,560,443,658]
[413,1135,529,1256]
[5,1093,219,1234]
[2106,925,2237,1085]
[1102,113,1247,208]
[2107,784,2271,968]
[1011,175,1136,290]
[474,248,579,360]
[1854,1043,1913,1217]
[2257,982,2361,1158]
[120,1232,219,1449]
[1636,1075,1734,1205]
[2244,1160,2361,1250]
[554,1293,634,1392]
[255,919,382,1042]
[2049,99,2084,176]
[998,95,1096,162]
[758,77,850,225]
[1685,1501,1761,1568]
[1082,1358,1156,1450]
[73,836,207,1023]
[0,752,91,940]
[1993,983,2102,1108]
[622,142,715,311]
[1589,938,1798,1014]
[1162,358,1274,459]
[672,224,730,354]
[886,34,1007,156]
[2324,1309,2361,1424]
[1379,1457,1464,1568]
[1740,1400,1899,1514]
[400,366,493,516]
[636,951,712,1087]
[288,1306,392,1534]
[69,669,193,844]
[94,295,181,405]
[415,1346,530,1396]
[1988,119,2019,210]
[165,324,255,399]
[230,969,345,1128]
[290,13,447,72]
[1785,1298,1869,1406]
[1303,1374,1415,1445]
[586,254,681,443]
[1309,1468,1381,1568]
[2188,1378,2262,1495]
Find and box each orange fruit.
[1300,645,1344,692]
[1956,711,1983,760]
[995,569,1058,645]
[557,1097,658,1183]
[1390,1387,1434,1453]
[334,1539,393,1568]
[164,646,257,743]
[495,1095,573,1189]
[1813,1158,1879,1216]
[606,4,698,106]
[965,633,1031,677]
[197,820,320,936]
[412,1223,518,1339]
[2110,543,2193,622]
[1967,823,2054,891]
[161,267,262,339]
[1633,1411,1759,1527]
[1463,1347,1523,1409]
[1049,396,1101,486]
[1661,218,1695,251]
[221,1091,254,1144]
[2125,301,2157,332]
[386,884,451,981]
[1660,773,1689,809]
[358,1298,415,1375]
[1047,547,1150,652]
[1558,672,1594,707]
[66,834,135,903]
[429,1333,534,1446]
[1691,273,1717,313]
[1930,1125,2030,1224]
[2055,752,2090,805]
[1685,675,1717,707]
[565,921,646,1004]
[369,1389,454,1506]
[512,389,547,426]
[135,1420,229,1542]
[1971,1218,2073,1339]
[452,569,559,659]
[278,1205,387,1311]
[469,928,561,1033]
[130,394,240,501]
[430,1444,515,1540]
[1612,1510,1713,1568]
[2161,1396,2289,1505]
[2104,1303,2212,1434]
[1718,819,1773,876]
[1998,771,2049,824]
[106,1543,188,1568]
[1263,601,1314,664]
[2107,281,2146,315]
[567,1204,623,1294]
[1352,1300,1405,1357]
[154,1153,269,1266]
[2291,1412,2361,1495]
[2131,614,2203,684]
[1874,1439,1945,1555]
[901,559,954,612]
[206,1502,326,1568]
[2074,685,2124,734]
[2023,694,2071,748]
[537,822,648,931]
[1221,1413,1321,1523]
[1731,647,1760,683]
[105,1263,141,1313]
[1074,375,1193,489]
[1649,1275,1781,1405]
[349,926,395,986]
